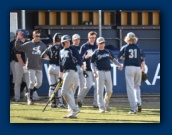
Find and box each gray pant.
[96,71,112,110]
[14,62,29,100]
[77,71,98,106]
[48,65,62,97]
[125,66,142,111]
[28,69,42,89]
[61,70,78,112]
[74,66,85,96]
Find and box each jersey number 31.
[129,49,137,58]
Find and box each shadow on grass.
[23,116,55,121]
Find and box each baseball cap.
[126,32,136,39]
[72,34,80,40]
[96,37,106,44]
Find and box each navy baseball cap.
[16,29,30,38]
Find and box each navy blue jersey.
[118,44,145,67]
[71,44,80,53]
[59,46,83,72]
[14,40,26,63]
[91,49,115,71]
[41,44,63,65]
[80,41,97,71]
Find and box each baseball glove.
[141,72,148,82]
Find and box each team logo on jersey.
[87,49,93,56]
[60,50,69,58]
[32,46,41,55]
[97,53,109,60]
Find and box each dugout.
[10,10,160,96]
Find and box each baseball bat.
[42,80,63,112]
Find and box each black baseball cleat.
[78,101,82,107]
[51,103,57,108]
[137,106,142,112]
[93,105,98,108]
[105,107,111,112]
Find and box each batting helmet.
[61,35,71,46]
[16,29,30,38]
[53,33,63,43]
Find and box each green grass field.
[10,102,160,123]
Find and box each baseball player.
[77,31,98,108]
[12,29,30,102]
[59,35,85,118]
[41,33,66,108]
[71,34,85,97]
[15,30,47,105]
[10,33,16,98]
[91,37,122,113]
[118,32,145,114]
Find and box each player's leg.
[10,60,16,84]
[10,60,16,99]
[31,70,43,101]
[125,66,137,113]
[35,70,42,89]
[77,71,92,106]
[104,71,113,112]
[93,76,98,107]
[134,67,142,112]
[78,69,85,96]
[22,71,29,99]
[73,72,79,95]
[48,65,57,107]
[53,65,66,108]
[67,87,76,113]
[27,69,36,105]
[13,62,24,101]
[61,70,79,115]
[96,71,105,112]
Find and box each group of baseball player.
[10,29,145,118]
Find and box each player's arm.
[90,52,98,78]
[108,50,121,66]
[108,50,123,70]
[80,45,88,61]
[15,31,26,52]
[59,51,64,74]
[16,54,25,67]
[41,47,50,60]
[141,61,145,73]
[140,49,145,72]
[117,45,126,62]
[72,47,83,67]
